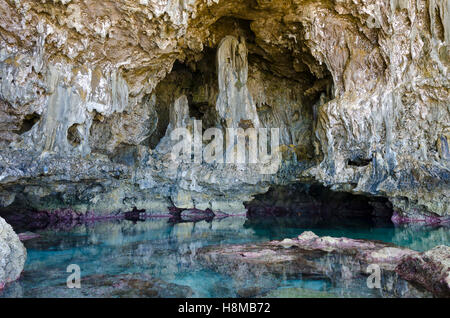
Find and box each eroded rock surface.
[216,35,260,128]
[0,0,447,221]
[396,245,450,297]
[197,231,442,297]
[0,216,26,288]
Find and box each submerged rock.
[197,231,440,297]
[26,273,194,298]
[0,217,26,289]
[260,287,336,298]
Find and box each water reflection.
[0,216,448,298]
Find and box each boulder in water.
[197,231,439,297]
[0,217,26,289]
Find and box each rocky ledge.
[197,231,450,298]
[0,216,26,289]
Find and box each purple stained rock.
[18,232,40,241]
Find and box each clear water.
[1,216,449,298]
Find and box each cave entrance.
[149,16,333,159]
[244,182,393,228]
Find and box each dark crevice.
[347,157,372,167]
[16,112,40,134]
[108,143,138,166]
[89,111,112,155]
[433,6,445,42]
[67,123,82,147]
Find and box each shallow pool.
[1,216,449,298]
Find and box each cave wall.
[0,0,448,220]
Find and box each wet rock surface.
[396,245,450,297]
[0,217,447,298]
[0,217,26,288]
[172,207,216,223]
[17,232,40,241]
[0,1,448,298]
[197,231,442,297]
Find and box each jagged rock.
[0,217,26,289]
[197,231,439,297]
[396,245,450,298]
[0,0,447,220]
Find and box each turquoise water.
[1,217,449,298]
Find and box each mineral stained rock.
[197,231,442,297]
[396,245,450,297]
[17,231,40,241]
[0,0,448,221]
[0,217,26,288]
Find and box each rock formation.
[197,231,448,297]
[216,35,260,128]
[396,245,450,297]
[0,0,447,223]
[0,217,26,288]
